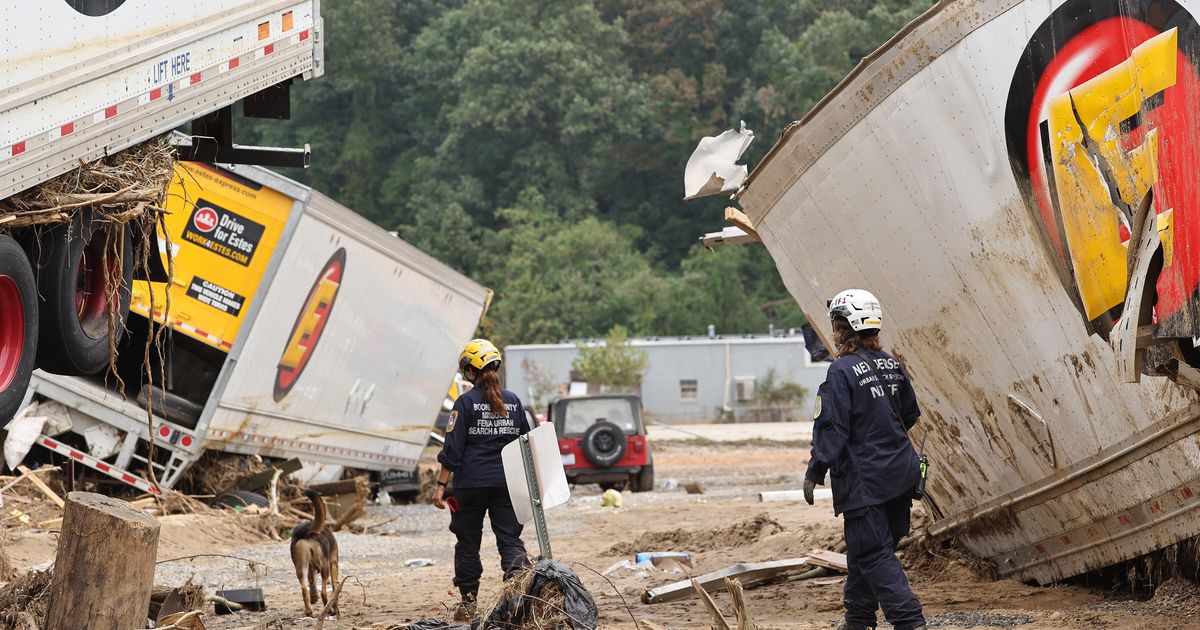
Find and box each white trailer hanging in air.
[725,0,1200,584]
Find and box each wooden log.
[44,492,161,630]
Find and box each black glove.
[803,478,816,505]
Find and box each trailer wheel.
[33,210,134,375]
[0,235,38,423]
[212,490,269,509]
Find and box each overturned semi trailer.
[732,0,1200,584]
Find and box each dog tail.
[304,489,327,532]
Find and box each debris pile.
[1,137,174,230]
[0,568,51,630]
[398,560,599,630]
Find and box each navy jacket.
[437,387,529,488]
[805,350,921,515]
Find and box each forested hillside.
[245,0,935,345]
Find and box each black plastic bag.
[484,559,598,630]
[401,620,470,630]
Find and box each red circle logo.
[1005,0,1200,339]
[193,207,219,233]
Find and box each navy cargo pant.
[843,493,925,629]
[449,486,530,590]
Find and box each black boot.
[454,582,479,622]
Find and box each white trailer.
[721,0,1200,584]
[0,0,323,422]
[19,161,490,494]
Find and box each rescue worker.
[803,289,926,630]
[433,338,532,619]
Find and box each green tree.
[480,188,669,345]
[757,368,809,405]
[570,326,648,392]
[244,0,938,344]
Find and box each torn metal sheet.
[684,121,754,200]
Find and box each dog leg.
[330,553,341,615]
[295,563,312,617]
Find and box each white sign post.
[502,422,570,559]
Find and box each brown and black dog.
[290,489,341,617]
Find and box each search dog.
[290,489,341,617]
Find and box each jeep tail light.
[632,436,644,453]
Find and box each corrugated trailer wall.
[739,0,1200,583]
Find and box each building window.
[735,377,756,403]
[679,379,698,401]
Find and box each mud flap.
[1113,195,1162,383]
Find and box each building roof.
[506,330,807,351]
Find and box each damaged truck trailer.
[729,0,1200,584]
[16,160,490,496]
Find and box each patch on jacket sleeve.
[447,410,459,432]
[813,395,822,420]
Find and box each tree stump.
[44,491,160,630]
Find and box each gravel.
[926,612,1035,628]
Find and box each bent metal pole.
[519,433,552,559]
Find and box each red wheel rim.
[0,275,24,390]
[75,230,116,340]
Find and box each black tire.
[581,421,626,468]
[212,490,269,509]
[0,235,38,424]
[633,464,655,493]
[599,480,627,492]
[137,384,204,429]
[32,209,134,375]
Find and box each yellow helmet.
[459,338,502,371]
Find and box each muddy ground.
[6,439,1200,629]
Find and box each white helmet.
[827,289,883,332]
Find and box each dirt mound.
[904,537,993,583]
[608,513,784,555]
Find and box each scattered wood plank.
[725,578,758,630]
[16,465,64,509]
[691,579,731,630]
[236,458,302,492]
[759,488,832,502]
[642,558,808,604]
[44,492,160,630]
[806,549,848,573]
[0,465,59,494]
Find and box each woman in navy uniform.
[433,338,531,619]
[803,289,926,630]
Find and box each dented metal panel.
[740,0,1200,583]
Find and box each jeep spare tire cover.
[581,421,626,468]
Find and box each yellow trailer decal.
[132,162,292,350]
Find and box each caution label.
[181,198,265,266]
[186,276,246,316]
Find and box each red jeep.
[551,394,654,492]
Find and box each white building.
[505,329,830,424]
